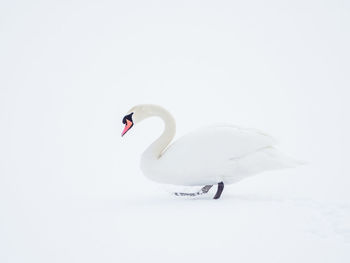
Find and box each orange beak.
[121,119,133,137]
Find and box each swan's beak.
[121,119,133,137]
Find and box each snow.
[1,0,350,262]
[3,183,350,263]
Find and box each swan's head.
[121,105,150,137]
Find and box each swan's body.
[141,125,298,186]
[122,104,300,199]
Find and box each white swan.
[121,104,301,199]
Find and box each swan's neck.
[142,106,176,160]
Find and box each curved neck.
[142,105,176,159]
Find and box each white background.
[1,0,349,262]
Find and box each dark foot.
[213,182,224,199]
[174,185,213,197]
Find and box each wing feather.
[161,125,277,174]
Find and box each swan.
[121,104,301,199]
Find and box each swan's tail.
[261,147,306,168]
[231,147,305,180]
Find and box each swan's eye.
[122,112,134,124]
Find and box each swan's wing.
[204,123,278,143]
[161,124,278,172]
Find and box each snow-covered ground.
[2,178,350,263]
[1,1,350,262]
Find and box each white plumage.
[141,124,299,186]
[122,104,301,198]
